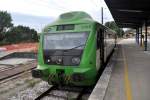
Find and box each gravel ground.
[6,80,89,100]
[8,81,80,100]
[9,81,50,100]
[0,73,89,100]
[0,72,41,100]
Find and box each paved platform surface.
[104,39,150,100]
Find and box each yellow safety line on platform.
[122,47,133,100]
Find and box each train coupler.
[32,69,43,78]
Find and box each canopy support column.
[136,28,139,44]
[137,28,139,44]
[140,27,143,46]
[144,20,148,51]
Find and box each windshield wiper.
[64,44,85,52]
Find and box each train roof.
[42,11,97,32]
[42,11,116,34]
[46,11,96,26]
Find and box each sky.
[0,0,113,32]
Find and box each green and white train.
[32,11,117,86]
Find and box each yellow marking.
[68,76,70,81]
[66,76,68,81]
[122,47,133,100]
[64,76,66,81]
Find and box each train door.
[96,29,100,70]
[104,29,107,63]
[99,28,104,68]
[96,28,104,70]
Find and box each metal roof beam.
[104,0,150,28]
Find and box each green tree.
[0,11,13,40]
[105,21,124,37]
[4,25,38,44]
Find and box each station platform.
[89,38,150,100]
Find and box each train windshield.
[44,32,88,50]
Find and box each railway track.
[0,64,15,72]
[0,68,35,84]
[0,61,37,83]
[0,62,32,73]
[35,85,92,100]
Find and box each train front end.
[32,12,97,86]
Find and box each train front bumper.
[32,67,97,86]
[32,69,87,81]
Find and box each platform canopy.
[104,0,150,28]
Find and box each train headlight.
[47,59,51,63]
[56,58,62,64]
[72,57,80,64]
